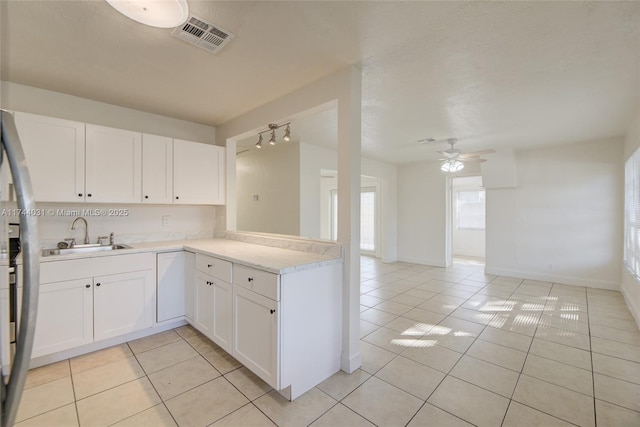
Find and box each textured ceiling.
[3,1,639,163]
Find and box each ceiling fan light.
[106,0,189,28]
[440,159,464,172]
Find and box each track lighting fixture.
[283,124,291,142]
[254,122,292,149]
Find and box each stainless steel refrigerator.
[0,110,40,427]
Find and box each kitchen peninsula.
[7,232,343,400]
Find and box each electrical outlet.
[162,215,170,226]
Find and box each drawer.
[233,264,279,301]
[195,253,232,281]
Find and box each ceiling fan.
[438,138,495,172]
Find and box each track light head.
[269,130,276,145]
[256,134,263,149]
[283,124,291,142]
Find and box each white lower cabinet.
[185,253,342,400]
[31,253,155,359]
[93,270,155,341]
[211,279,232,353]
[194,271,214,337]
[232,285,278,387]
[32,278,93,359]
[191,253,233,353]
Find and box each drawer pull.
[207,264,213,268]
[270,309,275,314]
[248,277,254,282]
[85,284,90,288]
[96,282,101,287]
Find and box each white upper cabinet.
[13,111,225,205]
[142,134,173,204]
[14,112,85,202]
[173,139,225,205]
[86,124,142,203]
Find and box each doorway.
[450,175,486,264]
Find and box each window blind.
[456,190,486,230]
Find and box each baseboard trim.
[396,256,446,268]
[28,319,187,370]
[341,351,362,374]
[484,266,619,290]
[621,283,640,330]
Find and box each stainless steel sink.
[42,244,131,257]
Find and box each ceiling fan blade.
[461,149,496,157]
[461,158,487,163]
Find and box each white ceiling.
[3,1,639,163]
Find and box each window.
[360,188,376,252]
[624,148,640,280]
[329,187,377,253]
[456,190,486,230]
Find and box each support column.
[338,66,362,373]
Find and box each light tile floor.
[14,257,640,426]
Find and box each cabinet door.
[32,279,94,358]
[193,271,214,336]
[233,286,279,388]
[173,139,225,205]
[86,124,142,203]
[142,134,173,204]
[14,112,85,202]
[157,251,185,322]
[93,269,154,341]
[211,279,232,352]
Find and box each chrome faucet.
[71,217,90,245]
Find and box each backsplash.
[3,202,216,248]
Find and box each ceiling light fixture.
[106,0,189,28]
[254,122,292,149]
[440,159,464,172]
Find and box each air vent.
[171,15,234,54]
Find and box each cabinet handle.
[96,282,101,287]
[85,284,90,288]
[144,195,149,199]
[175,196,179,200]
[207,264,212,268]
[87,193,92,197]
[270,309,275,314]
[78,193,83,197]
[248,277,254,282]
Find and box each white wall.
[397,162,447,266]
[452,176,485,258]
[1,82,219,245]
[622,109,640,326]
[486,138,624,289]
[300,142,336,239]
[397,161,479,266]
[2,82,217,144]
[236,143,300,236]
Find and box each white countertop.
[29,238,343,274]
